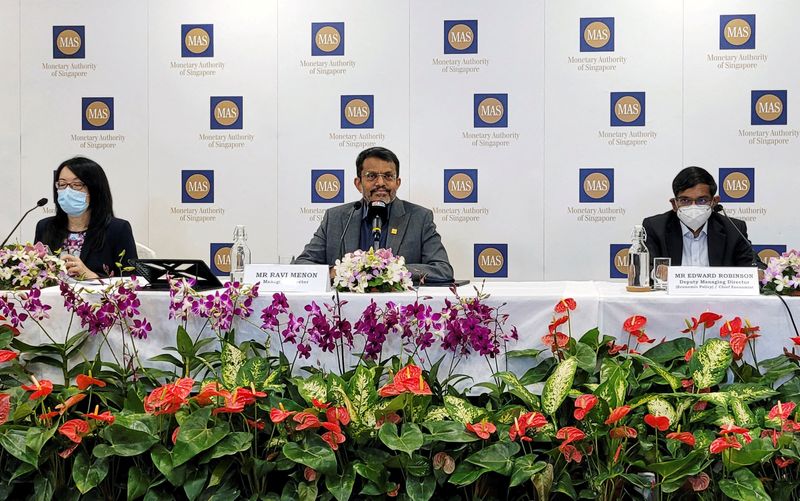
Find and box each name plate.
[244,264,329,292]
[667,266,759,296]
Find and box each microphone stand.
[1,199,48,248]
[713,204,764,269]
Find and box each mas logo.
[181,170,214,203]
[210,96,243,129]
[444,169,478,203]
[609,244,629,279]
[81,98,113,130]
[182,24,214,57]
[444,20,478,54]
[341,95,374,129]
[719,168,754,203]
[751,90,787,125]
[210,243,232,276]
[580,17,614,52]
[53,26,85,59]
[579,169,614,203]
[311,170,344,203]
[474,244,508,278]
[720,15,755,50]
[752,244,786,266]
[610,92,645,127]
[474,94,508,128]
[312,22,344,56]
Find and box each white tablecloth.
[14,281,800,384]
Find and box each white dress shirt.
[680,221,709,266]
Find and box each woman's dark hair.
[41,157,115,254]
[355,147,400,177]
[672,166,717,197]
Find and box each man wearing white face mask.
[642,166,753,267]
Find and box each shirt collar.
[679,220,708,238]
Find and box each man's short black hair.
[356,147,400,177]
[672,166,717,197]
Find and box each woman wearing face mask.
[34,157,137,279]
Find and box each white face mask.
[677,204,712,231]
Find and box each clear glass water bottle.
[230,225,251,284]
[628,225,650,289]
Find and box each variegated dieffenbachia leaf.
[424,406,449,422]
[689,339,732,389]
[541,357,578,416]
[236,357,269,390]
[293,373,327,406]
[326,373,349,407]
[647,397,677,426]
[595,358,630,408]
[444,395,484,424]
[347,365,377,428]
[721,384,778,404]
[220,342,245,389]
[260,370,285,394]
[729,398,756,427]
[630,354,681,391]
[494,371,540,410]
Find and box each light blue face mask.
[57,187,89,216]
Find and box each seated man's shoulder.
[643,210,673,226]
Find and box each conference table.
[14,281,800,387]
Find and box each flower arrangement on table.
[332,247,413,293]
[0,242,65,290]
[761,248,800,295]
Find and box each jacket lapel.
[343,207,361,254]
[385,199,409,253]
[706,214,726,266]
[665,212,683,265]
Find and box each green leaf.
[378,423,424,456]
[643,337,694,364]
[630,354,681,390]
[506,348,544,359]
[236,357,271,390]
[183,466,208,501]
[579,327,600,350]
[510,454,547,487]
[727,438,774,471]
[95,424,159,458]
[173,407,229,467]
[203,432,252,462]
[33,475,53,501]
[448,462,488,486]
[494,371,540,410]
[532,463,554,500]
[325,463,356,501]
[718,468,770,501]
[220,341,245,389]
[176,325,194,358]
[689,338,732,389]
[573,342,597,372]
[647,450,708,480]
[0,428,37,466]
[729,398,755,427]
[443,395,483,424]
[421,421,480,443]
[150,444,187,486]
[297,482,317,501]
[72,451,109,494]
[127,465,149,500]
[541,357,578,415]
[465,441,520,475]
[721,383,778,404]
[647,397,678,427]
[294,373,328,406]
[406,474,435,501]
[282,440,337,475]
[348,365,377,430]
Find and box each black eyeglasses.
[362,172,397,182]
[55,180,86,191]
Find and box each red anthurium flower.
[194,382,229,406]
[0,350,18,363]
[312,398,331,410]
[698,311,723,328]
[375,412,401,428]
[0,393,9,426]
[58,419,89,444]
[607,342,628,355]
[144,378,194,416]
[684,348,695,362]
[709,435,742,454]
[681,317,699,334]
[635,331,655,344]
[554,298,576,313]
[573,394,598,421]
[38,410,59,424]
[56,393,87,415]
[21,377,53,400]
[688,473,711,492]
[623,315,647,333]
[321,430,346,450]
[761,429,780,448]
[719,423,750,435]
[558,444,583,463]
[378,364,432,397]
[320,421,342,434]
[644,414,670,431]
[520,411,548,429]
[542,333,569,349]
[466,421,496,440]
[792,337,800,346]
[270,404,296,423]
[171,427,180,445]
[605,405,631,425]
[304,467,317,482]
[769,401,797,421]
[75,374,106,390]
[776,457,795,469]
[326,406,351,426]
[58,443,79,459]
[234,387,267,407]
[609,426,638,439]
[556,426,586,445]
[719,317,742,338]
[293,411,321,430]
[666,431,695,447]
[246,419,265,430]
[681,379,694,389]
[549,315,569,333]
[85,410,115,424]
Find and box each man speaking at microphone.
[294,146,454,283]
[642,166,753,267]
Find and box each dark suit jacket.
[35,216,138,277]
[641,210,753,266]
[294,199,454,283]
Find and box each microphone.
[368,201,388,250]
[337,201,362,262]
[713,203,765,269]
[1,198,48,248]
